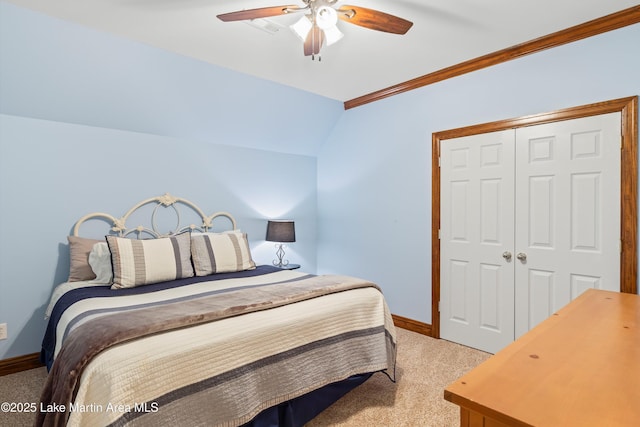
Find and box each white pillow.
[88,242,113,284]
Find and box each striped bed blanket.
[38,268,396,427]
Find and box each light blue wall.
[317,23,640,323]
[0,2,330,359]
[0,115,318,359]
[0,1,342,157]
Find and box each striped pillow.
[191,232,256,276]
[106,232,194,289]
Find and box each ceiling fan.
[217,0,413,60]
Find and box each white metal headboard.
[72,193,237,238]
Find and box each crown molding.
[344,5,640,110]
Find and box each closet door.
[440,129,516,354]
[514,112,621,338]
[439,112,622,354]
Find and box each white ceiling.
[6,0,639,101]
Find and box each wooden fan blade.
[337,5,413,34]
[217,5,301,22]
[303,25,324,56]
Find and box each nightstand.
[277,264,300,270]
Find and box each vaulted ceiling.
[6,1,640,102]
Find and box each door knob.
[517,252,527,261]
[502,251,512,261]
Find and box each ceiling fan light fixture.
[290,15,312,41]
[217,1,413,59]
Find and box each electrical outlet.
[0,323,7,340]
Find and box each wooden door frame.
[431,96,638,339]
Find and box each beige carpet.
[308,328,490,426]
[0,328,489,426]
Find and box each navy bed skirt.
[242,373,373,427]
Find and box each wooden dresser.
[444,289,639,426]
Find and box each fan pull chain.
[310,16,320,62]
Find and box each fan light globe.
[323,25,344,46]
[315,6,338,30]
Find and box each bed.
[37,194,396,427]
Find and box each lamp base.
[273,243,289,267]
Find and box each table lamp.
[266,220,295,267]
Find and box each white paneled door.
[440,129,516,353]
[513,113,621,339]
[440,113,621,354]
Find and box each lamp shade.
[266,220,296,243]
[290,15,312,41]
